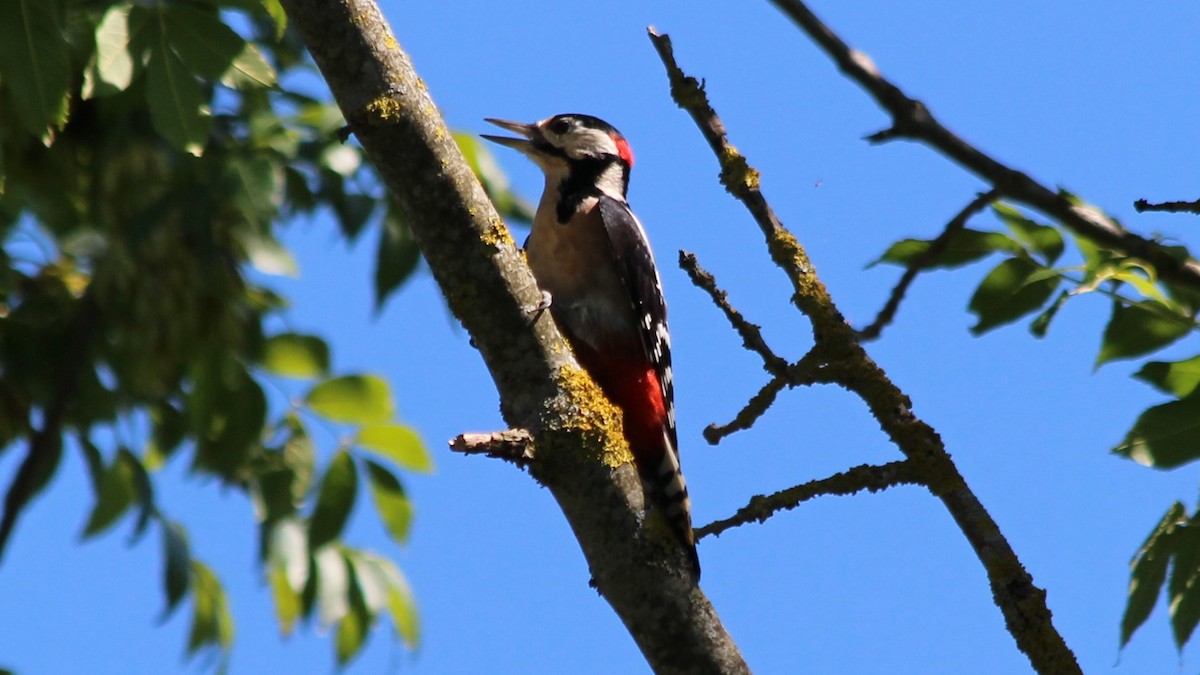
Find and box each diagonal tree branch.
[277,1,747,672]
[767,0,1200,294]
[649,27,1080,675]
[697,460,923,539]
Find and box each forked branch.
[649,26,1080,674]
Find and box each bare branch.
[697,460,922,539]
[858,190,999,340]
[767,0,1200,294]
[679,250,789,375]
[1134,198,1200,215]
[450,430,535,466]
[702,376,787,445]
[650,26,1080,674]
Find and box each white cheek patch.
[563,128,618,159]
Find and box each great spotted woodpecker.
[483,114,700,578]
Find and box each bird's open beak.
[481,118,539,152]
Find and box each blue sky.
[3,2,1200,673]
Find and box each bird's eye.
[548,118,571,135]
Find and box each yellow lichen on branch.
[718,147,761,197]
[365,96,403,123]
[550,365,632,470]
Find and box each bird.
[482,113,699,578]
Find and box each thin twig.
[858,190,999,340]
[697,460,922,539]
[766,0,1200,294]
[679,250,789,375]
[1134,198,1200,215]
[449,429,535,466]
[703,376,787,445]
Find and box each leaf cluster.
[872,197,1200,653]
[0,0,462,666]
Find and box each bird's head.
[483,114,634,199]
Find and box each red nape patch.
[612,133,635,167]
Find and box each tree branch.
[697,460,922,539]
[449,430,535,466]
[857,190,999,340]
[702,375,787,445]
[278,1,747,672]
[766,0,1200,294]
[1134,198,1200,215]
[679,250,789,375]
[650,27,1080,674]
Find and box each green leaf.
[161,3,245,80]
[282,419,316,504]
[146,402,187,470]
[260,333,329,379]
[83,3,140,99]
[314,545,349,626]
[1029,290,1070,338]
[161,520,191,620]
[308,450,358,550]
[187,560,235,655]
[868,228,1021,270]
[332,192,377,241]
[1170,521,1200,649]
[220,42,277,90]
[344,549,387,614]
[1096,301,1192,367]
[1109,264,1171,306]
[374,206,422,313]
[356,424,432,473]
[992,203,1064,265]
[79,437,105,495]
[259,0,287,40]
[336,550,373,665]
[364,553,419,648]
[305,375,395,426]
[253,419,316,527]
[189,362,267,480]
[268,564,301,637]
[227,153,284,227]
[968,257,1061,335]
[1113,396,1200,469]
[83,449,139,538]
[145,41,211,156]
[364,460,413,545]
[1136,355,1200,399]
[127,449,156,542]
[1120,502,1184,648]
[0,0,71,142]
[266,518,307,636]
[268,517,310,592]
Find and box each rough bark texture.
[277,0,748,672]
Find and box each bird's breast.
[526,199,639,355]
